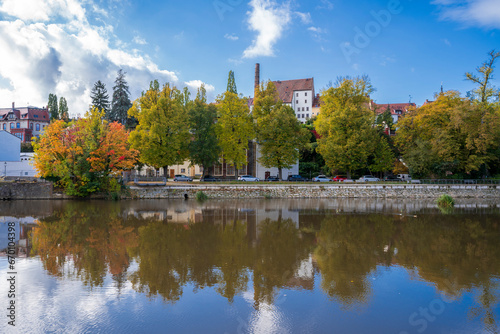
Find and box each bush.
[195,191,208,201]
[436,194,455,208]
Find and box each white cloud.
[224,33,239,41]
[0,0,198,117]
[317,0,334,10]
[242,0,292,58]
[295,11,311,24]
[308,26,327,42]
[185,80,215,93]
[432,0,500,29]
[133,35,147,45]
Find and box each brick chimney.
[254,63,260,98]
[12,102,15,110]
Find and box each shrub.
[436,194,455,208]
[196,191,208,201]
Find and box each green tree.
[128,80,191,177]
[216,91,254,176]
[396,91,500,178]
[253,81,309,180]
[59,97,69,122]
[90,80,110,115]
[188,85,221,177]
[48,93,59,121]
[226,70,237,94]
[315,76,390,178]
[466,50,500,103]
[111,69,133,125]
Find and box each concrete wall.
[129,184,500,199]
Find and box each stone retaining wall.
[0,182,53,200]
[129,184,500,199]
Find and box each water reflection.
[1,199,500,333]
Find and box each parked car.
[287,175,308,182]
[312,175,331,182]
[343,179,354,183]
[397,174,412,181]
[383,175,402,182]
[200,175,218,182]
[266,176,280,182]
[173,174,193,182]
[331,175,348,182]
[357,175,380,182]
[238,175,260,182]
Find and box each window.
[306,114,309,119]
[36,124,40,131]
[16,122,20,128]
[302,114,305,118]
[2,124,5,130]
[214,158,223,176]
[296,100,299,104]
[296,93,299,97]
[15,133,22,140]
[34,115,39,118]
[10,123,14,129]
[181,168,185,173]
[297,108,300,112]
[302,107,305,111]
[306,107,309,111]
[30,123,33,129]
[305,92,307,96]
[305,100,307,104]
[226,164,235,176]
[238,165,247,175]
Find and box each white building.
[273,78,315,123]
[0,131,37,177]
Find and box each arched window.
[36,123,40,131]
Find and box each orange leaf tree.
[33,107,138,196]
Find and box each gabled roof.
[273,78,314,103]
[371,102,416,115]
[0,106,49,121]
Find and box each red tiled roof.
[0,106,49,121]
[371,102,416,115]
[273,78,314,103]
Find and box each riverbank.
[2,182,499,200]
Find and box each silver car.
[312,175,331,182]
[173,174,193,182]
[238,175,260,182]
[357,175,380,182]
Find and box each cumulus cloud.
[432,0,500,29]
[0,0,204,116]
[243,0,292,58]
[185,80,215,93]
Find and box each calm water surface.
[1,199,500,334]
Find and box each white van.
[397,174,412,181]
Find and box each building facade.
[273,78,315,123]
[0,103,50,142]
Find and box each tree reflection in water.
[27,201,500,331]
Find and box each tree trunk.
[163,166,169,179]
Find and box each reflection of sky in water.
[0,259,491,334]
[0,199,499,333]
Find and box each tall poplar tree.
[128,80,191,177]
[227,70,237,94]
[59,97,69,122]
[90,80,110,115]
[48,94,59,121]
[111,69,132,125]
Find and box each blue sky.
[0,0,498,116]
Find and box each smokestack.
[254,63,260,98]
[12,102,15,109]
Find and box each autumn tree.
[128,80,191,177]
[91,80,110,115]
[315,76,393,178]
[396,91,500,177]
[227,70,237,94]
[466,50,500,103]
[33,108,138,196]
[48,93,59,120]
[59,97,69,122]
[216,73,254,176]
[188,84,221,177]
[253,81,309,180]
[110,69,133,125]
